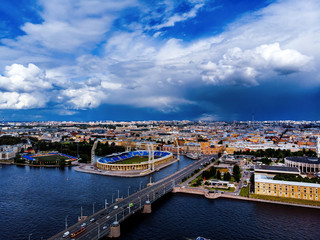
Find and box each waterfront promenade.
[173,186,320,209]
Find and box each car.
[106,216,110,219]
[81,222,86,228]
[63,231,70,238]
[113,205,118,209]
[103,225,108,230]
[90,218,96,222]
[100,212,105,216]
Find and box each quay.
[172,186,320,209]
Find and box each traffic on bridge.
[49,155,215,240]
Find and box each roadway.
[49,155,215,240]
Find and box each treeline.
[0,136,27,145]
[234,148,316,159]
[196,164,241,186]
[273,174,320,184]
[95,142,125,156]
[34,141,124,163]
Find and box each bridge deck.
[49,155,214,240]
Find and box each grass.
[206,187,235,192]
[239,186,249,197]
[33,155,69,162]
[250,194,320,206]
[116,156,149,164]
[190,175,203,186]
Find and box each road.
[49,155,215,240]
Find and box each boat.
[185,153,201,160]
[70,227,86,238]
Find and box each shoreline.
[0,161,78,168]
[173,186,320,209]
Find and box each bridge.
[49,155,214,240]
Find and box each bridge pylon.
[108,221,120,238]
[142,200,152,214]
[91,140,99,165]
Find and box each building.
[255,165,300,177]
[0,150,16,160]
[255,174,320,201]
[254,165,320,201]
[317,137,320,158]
[285,157,320,174]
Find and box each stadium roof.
[286,157,320,164]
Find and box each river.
[0,157,319,240]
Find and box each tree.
[250,173,255,185]
[223,172,231,181]
[59,158,66,168]
[233,165,241,182]
[216,170,221,180]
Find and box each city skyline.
[0,0,320,121]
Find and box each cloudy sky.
[0,0,319,121]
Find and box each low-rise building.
[254,166,320,201]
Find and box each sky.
[0,0,319,121]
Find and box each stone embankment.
[173,186,320,209]
[172,187,221,199]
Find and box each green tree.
[223,172,231,181]
[233,165,241,182]
[216,170,221,180]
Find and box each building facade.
[285,157,320,174]
[255,176,320,201]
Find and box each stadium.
[23,152,77,164]
[96,150,173,171]
[285,156,320,174]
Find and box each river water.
[0,157,319,240]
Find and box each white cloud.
[61,86,108,109]
[0,92,48,109]
[0,0,319,115]
[200,43,311,85]
[151,2,205,30]
[0,63,52,92]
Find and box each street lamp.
[28,234,32,240]
[105,199,108,209]
[112,193,115,203]
[138,196,141,208]
[117,189,120,199]
[128,186,130,197]
[139,181,142,191]
[96,222,100,239]
[93,202,95,214]
[65,215,68,230]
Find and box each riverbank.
[173,186,320,209]
[74,158,179,177]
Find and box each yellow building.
[255,175,320,201]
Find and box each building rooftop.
[286,156,320,164]
[255,174,320,188]
[255,165,300,173]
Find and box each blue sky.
[0,0,319,121]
